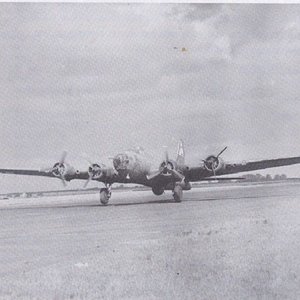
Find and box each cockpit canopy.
[113,154,130,170]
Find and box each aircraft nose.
[113,154,129,170]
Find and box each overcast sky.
[1,3,300,192]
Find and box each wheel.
[173,185,183,203]
[100,188,110,205]
[152,186,164,196]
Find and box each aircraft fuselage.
[112,150,151,180]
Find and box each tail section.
[176,139,185,165]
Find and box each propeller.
[147,147,184,181]
[83,163,103,188]
[202,146,228,179]
[147,147,170,180]
[80,154,104,188]
[160,147,173,175]
[41,150,68,187]
[81,153,118,188]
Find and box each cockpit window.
[113,154,130,170]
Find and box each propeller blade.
[162,146,169,165]
[217,146,227,158]
[60,177,67,187]
[212,164,216,178]
[59,150,68,165]
[165,150,169,164]
[170,169,185,181]
[83,167,99,188]
[39,166,55,173]
[83,177,91,188]
[146,170,162,180]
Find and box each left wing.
[0,168,89,180]
[0,168,59,178]
[0,167,119,186]
[0,150,119,187]
[187,156,300,182]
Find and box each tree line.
[243,174,287,182]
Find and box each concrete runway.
[1,182,300,299]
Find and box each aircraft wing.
[187,156,300,182]
[0,168,89,180]
[0,168,57,178]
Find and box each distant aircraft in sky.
[1,140,300,205]
[173,47,188,52]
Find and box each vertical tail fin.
[176,139,185,165]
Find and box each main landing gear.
[100,184,112,205]
[173,184,183,203]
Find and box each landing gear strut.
[173,184,183,203]
[100,184,112,205]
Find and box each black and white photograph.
[1,2,300,299]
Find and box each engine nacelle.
[203,156,225,172]
[88,163,103,179]
[51,162,76,180]
[51,162,67,177]
[152,186,165,196]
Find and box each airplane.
[1,140,300,205]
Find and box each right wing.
[187,156,300,182]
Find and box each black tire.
[173,185,183,202]
[152,186,164,196]
[100,189,109,205]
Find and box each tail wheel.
[173,185,183,203]
[100,188,110,205]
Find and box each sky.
[1,3,300,193]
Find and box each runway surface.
[1,182,300,299]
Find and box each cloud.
[1,3,300,192]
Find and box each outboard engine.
[42,151,76,186]
[202,146,227,175]
[203,155,224,172]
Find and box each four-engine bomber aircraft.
[1,140,300,205]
